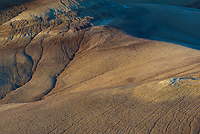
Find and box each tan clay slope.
[1,1,200,102]
[1,25,200,133]
[47,26,200,96]
[1,0,200,133]
[0,0,106,101]
[1,57,200,134]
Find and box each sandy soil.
[1,0,200,133]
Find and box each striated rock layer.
[1,0,200,133]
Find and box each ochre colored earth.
[1,0,200,133]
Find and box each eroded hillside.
[1,0,200,133]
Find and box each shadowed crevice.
[39,30,84,101]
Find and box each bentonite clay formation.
[1,0,200,133]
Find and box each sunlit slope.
[1,0,200,133]
[1,62,200,133]
[1,26,200,133]
[47,27,200,97]
[0,0,106,102]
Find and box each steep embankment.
[0,0,106,102]
[1,0,200,133]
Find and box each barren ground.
[1,0,200,133]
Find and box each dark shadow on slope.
[80,2,200,50]
[0,0,35,10]
[105,0,200,8]
[101,3,200,50]
[186,1,200,9]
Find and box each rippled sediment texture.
[1,0,200,133]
